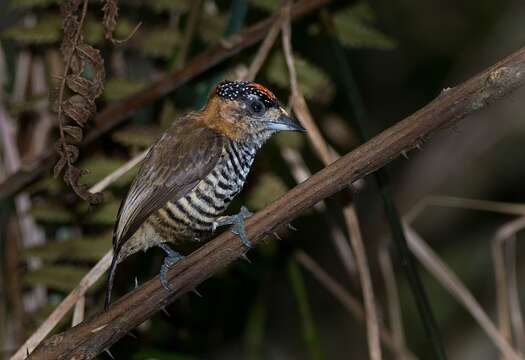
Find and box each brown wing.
[113,114,224,252]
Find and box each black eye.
[249,100,264,114]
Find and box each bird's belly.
[126,140,255,255]
[149,167,246,243]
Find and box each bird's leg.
[158,243,184,292]
[213,206,253,248]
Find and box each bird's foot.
[213,206,253,248]
[159,243,184,292]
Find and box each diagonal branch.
[27,45,525,359]
[0,0,331,202]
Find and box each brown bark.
[28,46,525,360]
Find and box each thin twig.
[343,206,382,360]
[406,196,525,224]
[280,147,356,274]
[295,251,417,360]
[71,296,85,327]
[243,8,285,81]
[491,217,525,358]
[507,236,525,356]
[173,0,202,70]
[404,225,523,360]
[378,242,405,357]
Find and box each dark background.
[1,0,524,359]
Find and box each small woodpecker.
[105,80,305,309]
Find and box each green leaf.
[112,124,160,148]
[244,297,267,360]
[24,264,91,292]
[246,174,288,211]
[26,176,64,194]
[145,0,191,13]
[288,259,325,360]
[8,0,59,9]
[84,200,120,225]
[199,11,227,44]
[30,202,74,224]
[332,2,396,50]
[249,0,281,12]
[1,15,61,44]
[273,130,305,150]
[103,78,147,102]
[84,16,137,45]
[138,28,182,59]
[266,51,334,103]
[24,234,111,262]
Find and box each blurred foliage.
[266,51,335,103]
[246,173,288,210]
[331,2,396,49]
[24,264,93,292]
[0,0,514,360]
[103,78,147,101]
[24,233,111,262]
[1,15,61,44]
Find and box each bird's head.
[202,80,305,145]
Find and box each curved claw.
[159,244,184,292]
[213,206,254,248]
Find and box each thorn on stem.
[240,254,252,263]
[288,223,298,231]
[104,348,115,359]
[162,307,171,317]
[192,288,203,297]
[401,150,409,159]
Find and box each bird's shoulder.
[113,112,226,250]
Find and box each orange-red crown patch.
[216,80,278,108]
[252,83,277,101]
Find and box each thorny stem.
[27,44,525,358]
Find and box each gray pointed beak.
[265,112,306,132]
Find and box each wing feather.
[113,115,224,252]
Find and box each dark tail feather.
[104,252,119,311]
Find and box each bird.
[104,80,305,309]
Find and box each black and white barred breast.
[128,139,256,252]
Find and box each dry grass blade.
[281,5,381,359]
[295,251,417,360]
[10,251,112,360]
[280,147,356,274]
[379,242,405,356]
[89,150,148,193]
[404,225,523,360]
[507,237,525,355]
[71,296,85,327]
[491,217,525,358]
[243,8,285,81]
[343,206,382,360]
[406,196,525,224]
[10,149,148,360]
